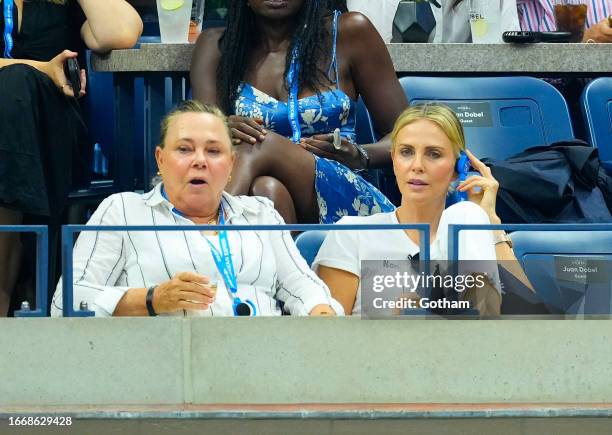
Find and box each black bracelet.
[146,286,157,317]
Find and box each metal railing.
[448,223,612,262]
[60,223,431,317]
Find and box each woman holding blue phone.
[0,0,143,316]
[313,103,522,316]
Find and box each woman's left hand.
[43,50,87,98]
[300,134,366,170]
[457,149,500,223]
[309,304,336,316]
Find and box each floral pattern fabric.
[235,83,394,224]
[233,11,394,223]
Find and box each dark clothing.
[484,141,612,224]
[0,64,87,216]
[0,0,88,217]
[0,0,86,61]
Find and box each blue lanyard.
[160,184,243,310]
[204,211,239,295]
[287,10,341,144]
[287,44,302,143]
[3,0,14,59]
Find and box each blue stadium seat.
[510,230,612,314]
[580,77,612,172]
[295,230,328,267]
[399,76,575,160]
[355,97,377,145]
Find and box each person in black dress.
[0,0,143,316]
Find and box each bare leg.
[250,176,297,224]
[0,207,23,316]
[228,132,319,223]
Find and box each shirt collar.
[143,183,258,222]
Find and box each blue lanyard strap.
[3,0,14,59]
[327,10,341,84]
[287,44,302,144]
[159,185,240,301]
[205,211,238,294]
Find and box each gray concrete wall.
[91,43,612,74]
[2,318,612,407]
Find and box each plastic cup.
[156,0,194,43]
[469,0,502,43]
[553,0,588,43]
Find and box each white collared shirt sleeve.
[260,201,344,316]
[51,194,130,317]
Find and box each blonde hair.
[159,100,232,148]
[391,103,465,157]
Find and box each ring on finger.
[332,128,341,150]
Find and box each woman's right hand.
[228,115,267,145]
[458,149,500,223]
[152,272,217,314]
[41,50,87,98]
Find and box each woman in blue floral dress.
[191,0,407,223]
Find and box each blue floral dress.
[234,12,394,223]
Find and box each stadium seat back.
[399,76,575,160]
[510,230,612,314]
[581,77,612,163]
[355,97,377,145]
[295,230,328,267]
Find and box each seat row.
[2,224,611,317]
[82,74,612,204]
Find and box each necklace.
[203,207,221,235]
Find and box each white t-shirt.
[348,0,519,43]
[312,201,500,315]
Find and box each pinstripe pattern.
[517,0,611,31]
[51,184,341,317]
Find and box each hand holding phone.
[64,57,81,97]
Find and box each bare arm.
[459,151,534,292]
[113,287,148,316]
[343,13,408,168]
[78,0,143,52]
[317,265,359,315]
[582,18,612,42]
[190,27,225,105]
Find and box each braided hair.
[216,0,347,114]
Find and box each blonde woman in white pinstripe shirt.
[52,101,342,318]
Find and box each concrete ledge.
[2,318,612,407]
[2,403,612,419]
[91,43,612,74]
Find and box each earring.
[228,175,232,183]
[157,171,161,176]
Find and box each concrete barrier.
[2,318,612,407]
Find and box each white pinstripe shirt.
[51,184,343,317]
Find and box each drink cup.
[156,0,194,43]
[189,0,205,43]
[553,0,588,43]
[469,0,502,43]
